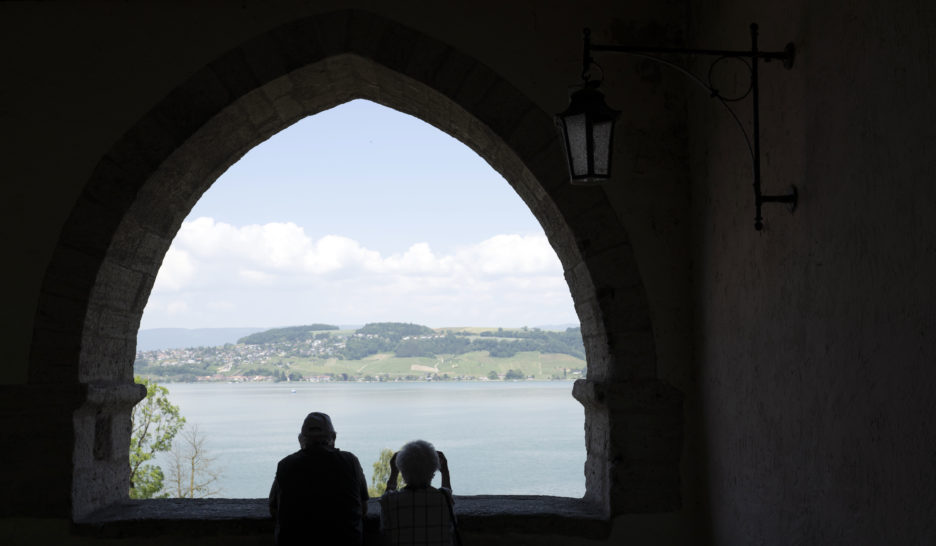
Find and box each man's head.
[298,411,336,449]
[396,440,440,488]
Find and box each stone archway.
[29,9,680,518]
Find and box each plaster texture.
[689,0,936,543]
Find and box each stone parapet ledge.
[573,378,684,412]
[83,381,147,410]
[73,496,610,541]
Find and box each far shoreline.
[146,377,581,385]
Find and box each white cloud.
[302,235,382,274]
[239,269,275,284]
[456,234,558,276]
[143,217,575,328]
[166,300,189,316]
[152,247,196,292]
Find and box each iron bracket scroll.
[584,23,797,231]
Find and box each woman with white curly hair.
[379,439,459,546]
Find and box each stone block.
[499,105,556,167]
[452,63,499,114]
[271,95,305,126]
[28,330,83,384]
[32,290,88,335]
[159,68,235,137]
[237,87,279,134]
[78,333,136,383]
[398,37,454,92]
[83,156,141,213]
[287,58,333,100]
[261,72,295,102]
[208,48,262,100]
[310,10,353,59]
[88,261,146,314]
[105,218,168,273]
[41,244,101,301]
[59,196,121,261]
[472,80,536,144]
[269,17,327,73]
[239,33,292,88]
[124,186,185,237]
[421,47,477,102]
[360,16,422,74]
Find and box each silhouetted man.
[269,412,369,545]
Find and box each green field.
[265,350,584,381]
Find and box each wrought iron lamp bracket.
[583,23,796,231]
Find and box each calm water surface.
[153,381,585,498]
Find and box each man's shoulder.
[335,449,361,464]
[279,447,360,465]
[277,450,305,464]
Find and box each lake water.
[152,381,586,498]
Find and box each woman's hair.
[396,439,440,487]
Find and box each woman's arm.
[386,451,400,492]
[437,451,451,490]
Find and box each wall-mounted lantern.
[555,81,619,185]
[556,24,797,230]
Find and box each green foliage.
[342,323,440,360]
[394,333,471,358]
[368,448,405,497]
[487,370,499,380]
[504,369,525,380]
[130,377,186,499]
[238,324,339,345]
[130,463,166,500]
[392,327,585,360]
[356,322,435,340]
[342,335,394,360]
[134,362,209,379]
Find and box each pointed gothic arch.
[29,9,680,520]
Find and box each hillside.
[135,322,586,382]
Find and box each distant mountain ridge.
[237,324,340,345]
[137,327,266,351]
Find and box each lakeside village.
[134,322,587,383]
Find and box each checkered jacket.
[379,486,455,546]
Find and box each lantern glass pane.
[563,113,588,176]
[591,119,613,176]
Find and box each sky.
[140,100,577,330]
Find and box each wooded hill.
[135,322,586,382]
[237,322,585,361]
[237,324,340,345]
